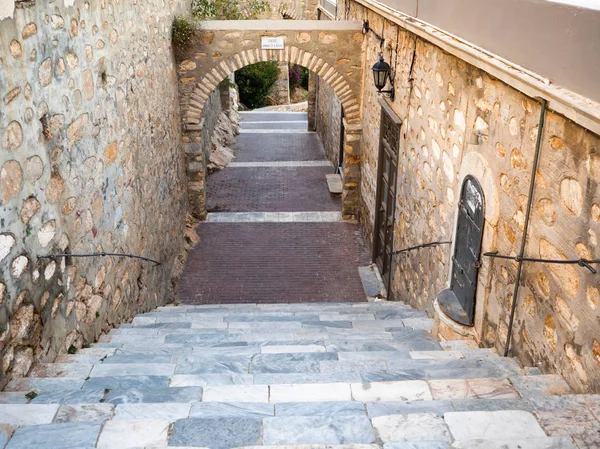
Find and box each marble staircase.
[0,301,598,448]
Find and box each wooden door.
[373,101,401,293]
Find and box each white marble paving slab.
[96,419,170,448]
[229,161,331,167]
[444,410,547,440]
[410,350,465,360]
[202,385,269,403]
[372,413,452,443]
[170,374,254,387]
[0,404,59,426]
[113,403,191,420]
[270,383,352,403]
[351,381,433,402]
[205,212,344,223]
[89,363,175,377]
[451,437,578,448]
[241,120,308,124]
[261,345,327,354]
[239,129,316,134]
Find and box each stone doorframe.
[175,20,365,218]
[433,151,500,343]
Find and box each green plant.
[172,16,195,48]
[289,64,309,90]
[67,345,77,354]
[25,391,38,401]
[191,0,270,20]
[236,61,280,109]
[95,311,100,318]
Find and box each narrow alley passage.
[176,111,370,304]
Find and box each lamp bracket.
[363,20,385,47]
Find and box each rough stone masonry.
[0,0,188,384]
[333,0,600,393]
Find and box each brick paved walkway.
[178,111,370,304]
[207,166,340,212]
[177,223,369,304]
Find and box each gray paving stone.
[30,389,105,404]
[101,354,173,364]
[407,340,442,351]
[114,346,195,356]
[225,315,320,322]
[131,322,193,329]
[170,418,262,449]
[0,428,11,449]
[375,309,428,320]
[114,402,191,420]
[5,422,102,449]
[509,375,572,399]
[175,355,251,374]
[302,321,353,329]
[274,401,367,417]
[82,375,170,390]
[0,393,29,404]
[451,398,533,412]
[53,404,115,423]
[367,400,454,417]
[165,334,243,344]
[102,386,202,404]
[89,363,175,377]
[320,360,388,373]
[329,341,411,352]
[0,404,59,426]
[359,265,383,297]
[4,378,85,392]
[338,350,411,362]
[254,372,362,384]
[451,438,577,448]
[361,369,427,382]
[250,360,322,374]
[384,442,450,449]
[170,374,253,387]
[262,415,376,445]
[189,402,274,418]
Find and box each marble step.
[16,355,523,381]
[0,411,570,449]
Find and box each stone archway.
[175,20,365,217]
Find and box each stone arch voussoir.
[178,21,364,128]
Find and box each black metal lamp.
[372,54,394,101]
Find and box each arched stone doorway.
[175,20,364,218]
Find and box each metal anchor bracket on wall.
[483,251,599,274]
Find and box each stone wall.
[0,0,188,383]
[184,78,239,220]
[342,0,600,392]
[316,78,342,167]
[266,61,291,106]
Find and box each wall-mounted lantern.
[372,55,394,101]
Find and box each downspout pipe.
[503,98,548,357]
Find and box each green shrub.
[235,62,280,109]
[172,16,195,48]
[191,0,270,20]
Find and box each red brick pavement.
[207,166,340,213]
[177,223,370,304]
[233,133,328,162]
